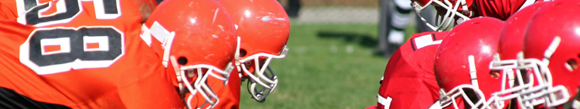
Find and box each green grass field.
[238,23,416,108]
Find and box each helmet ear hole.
[490,70,500,79]
[240,49,247,57]
[177,57,188,65]
[565,59,578,72]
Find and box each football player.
[0,0,184,108]
[368,30,448,109]
[140,0,239,108]
[411,0,537,31]
[516,0,580,108]
[217,0,291,103]
[370,0,547,107]
[491,1,552,108]
[368,17,507,109]
[431,17,508,109]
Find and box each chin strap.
[169,56,184,95]
[468,55,479,89]
[543,36,560,65]
[161,32,176,67]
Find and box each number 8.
[19,26,125,75]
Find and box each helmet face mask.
[489,54,559,108]
[516,51,571,108]
[172,60,236,109]
[433,17,516,109]
[164,33,236,109]
[236,45,288,102]
[218,0,290,102]
[520,1,580,104]
[439,84,487,108]
[484,2,577,108]
[440,55,519,109]
[412,0,471,31]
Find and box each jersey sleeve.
[376,31,448,109]
[0,2,17,20]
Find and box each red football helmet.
[141,0,237,108]
[434,17,506,109]
[218,0,290,102]
[519,0,580,108]
[412,0,472,31]
[490,2,553,108]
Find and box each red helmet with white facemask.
[141,0,237,108]
[490,2,554,108]
[412,0,536,32]
[434,17,508,109]
[217,0,290,102]
[519,0,580,108]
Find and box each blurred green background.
[238,23,416,108]
[236,0,422,108]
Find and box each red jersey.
[0,0,182,108]
[374,31,448,109]
[474,0,537,20]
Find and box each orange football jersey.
[0,0,182,108]
[212,68,241,109]
[0,1,17,20]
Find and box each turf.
[238,23,416,109]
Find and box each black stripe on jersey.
[411,33,437,51]
[411,38,417,51]
[431,33,436,40]
[0,87,71,109]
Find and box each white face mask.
[515,58,569,108]
[235,39,288,102]
[159,28,234,109]
[412,0,471,31]
[170,56,235,109]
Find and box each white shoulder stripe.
[377,95,393,109]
